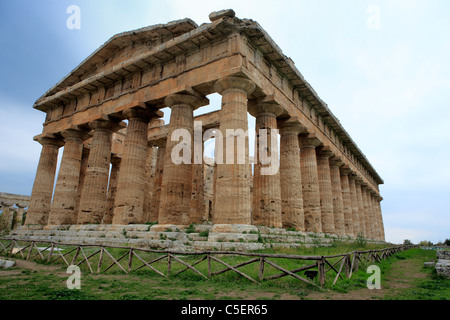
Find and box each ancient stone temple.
[21,10,385,247]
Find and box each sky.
[0,0,449,244]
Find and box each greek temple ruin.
[19,10,385,247]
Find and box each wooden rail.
[0,237,416,288]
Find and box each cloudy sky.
[0,0,449,244]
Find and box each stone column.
[212,76,256,228]
[376,196,385,241]
[190,161,205,224]
[369,190,380,240]
[316,147,335,235]
[143,145,158,224]
[25,136,63,226]
[348,173,361,237]
[355,179,367,237]
[190,124,206,225]
[278,118,305,231]
[248,102,283,228]
[13,205,26,229]
[104,156,121,224]
[75,147,90,215]
[149,142,166,223]
[299,134,323,233]
[48,128,90,226]
[77,119,122,225]
[329,157,345,236]
[340,166,354,237]
[113,107,159,225]
[158,93,206,227]
[361,185,372,239]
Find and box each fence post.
[258,257,265,282]
[318,257,326,286]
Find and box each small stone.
[0,259,15,269]
[209,9,236,22]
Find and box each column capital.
[248,101,284,118]
[348,172,359,181]
[61,128,90,142]
[316,146,334,159]
[122,104,163,121]
[214,76,256,95]
[329,156,344,167]
[299,133,323,149]
[340,165,352,176]
[89,118,125,132]
[164,93,209,110]
[277,117,307,135]
[355,177,364,186]
[34,134,64,148]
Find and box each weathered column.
[361,184,372,239]
[149,142,166,223]
[113,107,161,225]
[348,173,361,237]
[25,135,63,226]
[104,156,121,224]
[190,161,205,224]
[78,119,122,225]
[158,93,206,227]
[329,157,345,236]
[48,128,90,226]
[278,118,305,231]
[376,196,385,241]
[316,147,335,235]
[369,190,380,240]
[143,145,157,224]
[75,147,90,215]
[355,178,367,237]
[248,102,283,228]
[13,205,26,229]
[340,166,354,237]
[212,76,256,228]
[299,134,323,233]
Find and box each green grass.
[1,241,448,300]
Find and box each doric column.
[316,147,335,235]
[248,101,283,228]
[348,173,361,237]
[376,196,385,241]
[329,157,345,236]
[113,106,161,225]
[278,118,305,231]
[340,166,354,237]
[369,190,380,240]
[77,119,122,224]
[355,178,367,237]
[361,184,372,239]
[213,76,256,226]
[147,141,166,222]
[299,134,323,233]
[75,147,90,215]
[25,135,63,226]
[104,156,121,224]
[48,128,90,226]
[158,93,206,226]
[189,162,205,224]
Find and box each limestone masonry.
[16,10,385,247]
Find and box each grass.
[0,240,448,300]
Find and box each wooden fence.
[0,237,416,288]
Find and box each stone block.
[208,232,259,243]
[436,259,450,279]
[211,224,259,234]
[437,250,450,260]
